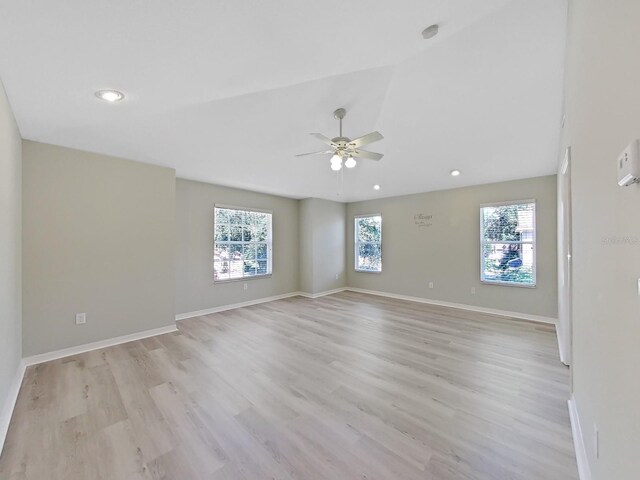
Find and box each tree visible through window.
[214,206,272,281]
[480,201,536,286]
[355,215,382,272]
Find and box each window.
[355,215,382,272]
[480,200,536,287]
[214,206,272,281]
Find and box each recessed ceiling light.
[95,90,125,102]
[373,184,381,190]
[450,169,461,177]
[421,24,439,40]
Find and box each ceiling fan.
[296,108,384,171]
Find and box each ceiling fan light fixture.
[330,154,343,171]
[297,108,384,170]
[345,157,357,169]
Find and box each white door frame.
[557,147,572,367]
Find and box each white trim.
[556,324,569,365]
[344,287,557,325]
[561,148,570,174]
[479,198,537,208]
[297,288,348,299]
[176,287,557,325]
[480,279,537,288]
[0,359,26,456]
[175,292,302,321]
[568,396,592,480]
[557,146,573,367]
[214,203,273,214]
[214,274,273,284]
[23,324,178,367]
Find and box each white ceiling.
[0,0,567,202]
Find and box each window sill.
[480,279,536,288]
[355,269,382,274]
[214,274,272,284]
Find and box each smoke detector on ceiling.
[422,24,439,40]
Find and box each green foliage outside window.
[355,215,382,272]
[214,207,271,280]
[481,202,535,286]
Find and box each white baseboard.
[175,288,349,320]
[23,324,178,367]
[297,287,347,299]
[0,359,26,456]
[176,287,557,326]
[344,287,558,325]
[568,396,592,480]
[175,292,302,321]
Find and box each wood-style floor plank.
[0,292,578,479]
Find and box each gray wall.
[18,144,559,355]
[22,142,176,356]
[347,175,558,318]
[298,199,314,294]
[298,198,346,295]
[0,80,22,432]
[562,0,640,477]
[175,178,299,314]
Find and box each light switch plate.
[75,313,86,325]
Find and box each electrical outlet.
[243,282,248,291]
[428,282,434,289]
[75,313,86,325]
[471,287,476,294]
[617,139,640,186]
[335,273,339,280]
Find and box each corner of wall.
[0,75,23,456]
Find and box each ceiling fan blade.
[349,131,383,148]
[352,150,384,161]
[295,150,334,157]
[310,133,336,146]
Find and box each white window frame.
[354,214,382,273]
[479,199,536,288]
[214,204,273,282]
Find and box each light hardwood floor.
[0,292,578,479]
